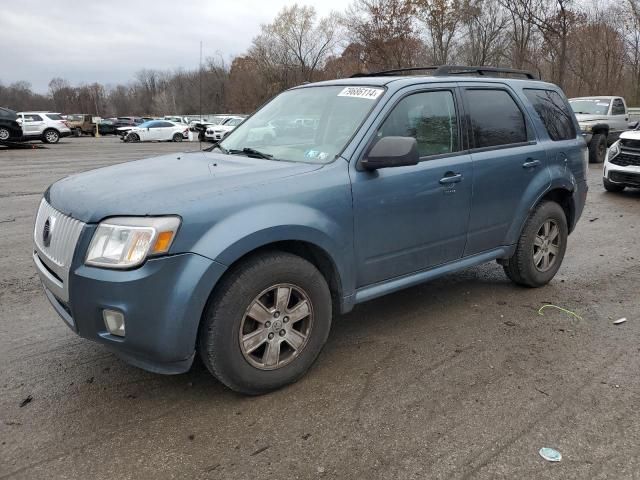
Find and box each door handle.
[439,173,462,184]
[522,159,541,169]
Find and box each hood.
[620,130,640,141]
[47,150,323,223]
[575,114,609,123]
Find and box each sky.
[1,0,347,93]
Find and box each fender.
[190,202,353,299]
[505,164,577,245]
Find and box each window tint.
[24,114,43,122]
[466,89,527,148]
[377,90,459,157]
[612,99,625,115]
[523,89,576,141]
[45,113,63,120]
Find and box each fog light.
[103,309,125,337]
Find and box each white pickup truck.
[569,96,629,163]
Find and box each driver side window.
[377,90,459,158]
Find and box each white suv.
[17,112,72,144]
[603,128,640,192]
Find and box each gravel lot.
[1,136,639,479]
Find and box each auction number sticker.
[338,87,384,100]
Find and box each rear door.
[460,85,550,256]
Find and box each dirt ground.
[1,136,639,479]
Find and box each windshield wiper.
[229,147,273,159]
[203,142,228,154]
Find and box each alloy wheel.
[239,284,313,370]
[533,219,561,272]
[0,128,9,140]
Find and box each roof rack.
[351,65,538,80]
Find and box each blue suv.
[33,66,588,394]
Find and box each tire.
[42,129,60,144]
[603,177,625,192]
[503,201,568,287]
[172,132,183,142]
[0,127,10,141]
[126,132,140,143]
[198,252,332,395]
[73,128,81,137]
[589,133,607,163]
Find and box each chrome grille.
[33,199,85,302]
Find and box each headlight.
[85,216,181,269]
[579,123,593,133]
[608,140,620,160]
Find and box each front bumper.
[604,162,640,187]
[34,250,227,374]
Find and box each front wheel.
[42,129,60,144]
[198,252,332,395]
[503,201,568,287]
[172,132,183,142]
[0,127,10,141]
[589,133,607,163]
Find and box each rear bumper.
[35,252,227,374]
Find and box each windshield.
[138,121,156,128]
[569,99,611,115]
[219,85,385,163]
[46,113,64,120]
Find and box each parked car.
[17,111,71,144]
[33,66,587,395]
[66,114,96,136]
[96,119,118,135]
[205,116,245,142]
[0,107,23,141]
[603,129,640,192]
[569,96,629,163]
[113,117,144,128]
[123,120,189,142]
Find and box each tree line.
[2,0,640,116]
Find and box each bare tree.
[459,0,509,65]
[414,0,465,64]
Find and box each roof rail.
[351,65,538,80]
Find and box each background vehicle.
[204,116,244,142]
[569,96,629,163]
[34,66,587,395]
[66,114,96,136]
[17,111,71,143]
[114,117,144,128]
[123,120,189,142]
[96,119,118,135]
[603,130,640,192]
[0,107,23,141]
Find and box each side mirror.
[361,136,420,170]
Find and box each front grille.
[610,152,640,167]
[610,171,640,186]
[34,199,84,268]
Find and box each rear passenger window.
[524,89,576,141]
[466,89,527,148]
[377,90,459,158]
[612,99,625,115]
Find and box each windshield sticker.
[304,150,329,160]
[338,87,384,100]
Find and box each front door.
[351,86,473,287]
[21,113,44,136]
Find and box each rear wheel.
[172,132,183,142]
[589,133,607,163]
[42,129,60,144]
[0,127,10,141]
[603,177,625,192]
[504,201,568,287]
[73,128,81,137]
[198,252,332,395]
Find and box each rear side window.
[45,114,63,120]
[523,89,576,141]
[466,89,527,148]
[612,99,625,115]
[377,90,459,158]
